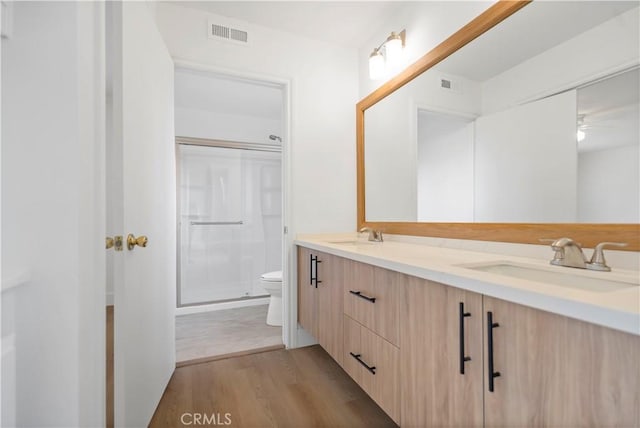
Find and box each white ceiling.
[167,1,404,48]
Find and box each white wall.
[364,86,417,221]
[1,2,105,426]
[417,111,474,222]
[174,68,283,144]
[155,3,358,235]
[358,1,493,98]
[175,106,281,144]
[474,90,577,222]
[1,3,6,426]
[482,7,640,114]
[578,145,640,223]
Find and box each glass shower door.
[177,143,281,306]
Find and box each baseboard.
[175,297,270,316]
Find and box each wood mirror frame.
[356,0,640,251]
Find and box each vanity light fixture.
[369,48,385,80]
[368,30,406,80]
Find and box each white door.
[108,3,176,426]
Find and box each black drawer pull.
[309,255,322,288]
[349,352,376,374]
[459,302,472,374]
[349,290,376,303]
[315,258,322,287]
[487,311,501,392]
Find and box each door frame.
[172,59,295,348]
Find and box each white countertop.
[295,233,640,336]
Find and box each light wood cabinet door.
[297,246,317,337]
[344,260,400,345]
[343,315,400,424]
[343,314,363,385]
[400,276,484,427]
[483,296,640,427]
[297,247,343,365]
[317,251,344,365]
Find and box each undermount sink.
[326,240,375,246]
[461,261,639,293]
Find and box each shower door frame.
[173,58,295,349]
[175,136,282,307]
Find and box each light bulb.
[384,32,403,65]
[369,48,385,80]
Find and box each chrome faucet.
[550,237,587,268]
[548,237,627,271]
[359,227,383,242]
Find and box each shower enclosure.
[177,140,282,306]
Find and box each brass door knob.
[127,234,148,250]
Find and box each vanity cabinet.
[342,258,402,423]
[400,276,484,427]
[344,315,400,424]
[297,244,640,427]
[297,247,344,365]
[344,260,400,346]
[483,296,640,427]
[400,277,640,427]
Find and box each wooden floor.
[176,305,283,364]
[150,345,398,428]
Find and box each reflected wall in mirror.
[413,69,639,224]
[358,0,640,249]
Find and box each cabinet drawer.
[344,315,400,424]
[344,260,400,346]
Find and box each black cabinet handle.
[487,311,501,392]
[349,290,376,303]
[314,258,322,287]
[459,302,471,374]
[349,352,376,375]
[309,255,322,288]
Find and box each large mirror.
[357,0,640,250]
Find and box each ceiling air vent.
[439,75,461,93]
[208,18,250,46]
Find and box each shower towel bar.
[190,221,244,226]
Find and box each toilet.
[260,270,283,326]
